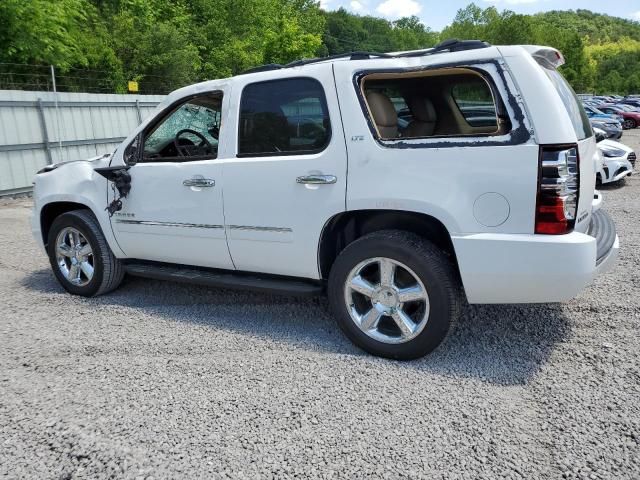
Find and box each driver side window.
[142,92,223,163]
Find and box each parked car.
[619,99,640,109]
[592,95,615,103]
[583,104,624,126]
[590,118,623,140]
[615,103,640,113]
[31,41,619,359]
[594,129,635,185]
[597,105,640,129]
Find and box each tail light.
[535,145,580,234]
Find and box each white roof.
[164,44,543,101]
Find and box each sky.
[319,0,640,31]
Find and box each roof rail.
[430,39,491,53]
[239,39,491,75]
[393,39,490,58]
[241,63,284,74]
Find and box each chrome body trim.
[115,220,292,233]
[227,225,293,233]
[115,219,224,229]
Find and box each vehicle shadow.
[22,269,571,386]
[598,178,628,190]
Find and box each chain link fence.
[0,63,179,95]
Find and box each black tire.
[624,119,636,129]
[328,230,461,360]
[47,209,125,297]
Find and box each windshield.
[541,65,592,140]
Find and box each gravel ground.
[1,132,639,480]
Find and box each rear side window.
[360,68,509,141]
[238,78,331,156]
[542,67,592,140]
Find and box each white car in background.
[595,128,635,184]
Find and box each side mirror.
[124,133,142,166]
[594,128,606,143]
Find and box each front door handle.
[183,178,215,187]
[296,174,337,185]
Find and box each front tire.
[47,210,124,297]
[624,119,637,129]
[328,230,461,360]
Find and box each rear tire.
[328,230,461,360]
[47,210,124,297]
[624,119,636,129]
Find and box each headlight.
[600,146,626,158]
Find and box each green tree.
[323,8,437,56]
[3,1,640,95]
[0,0,113,69]
[586,39,640,94]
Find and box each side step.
[125,262,324,297]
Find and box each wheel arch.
[318,209,460,280]
[40,201,95,247]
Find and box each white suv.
[32,40,619,359]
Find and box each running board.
[125,262,324,297]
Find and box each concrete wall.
[0,90,165,195]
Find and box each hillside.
[0,1,638,94]
[535,9,640,43]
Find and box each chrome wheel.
[344,257,430,344]
[55,227,94,286]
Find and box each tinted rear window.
[238,78,331,156]
[542,66,592,140]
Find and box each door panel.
[111,161,234,269]
[109,88,234,269]
[220,65,347,279]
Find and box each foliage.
[535,9,640,44]
[323,8,438,55]
[441,4,640,94]
[0,0,113,70]
[586,39,640,94]
[1,1,639,94]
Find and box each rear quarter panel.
[333,57,539,236]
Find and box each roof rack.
[239,39,491,75]
[432,39,490,53]
[241,63,285,74]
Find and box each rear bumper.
[452,210,618,304]
[588,209,618,272]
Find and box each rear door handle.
[296,174,337,185]
[183,178,215,187]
